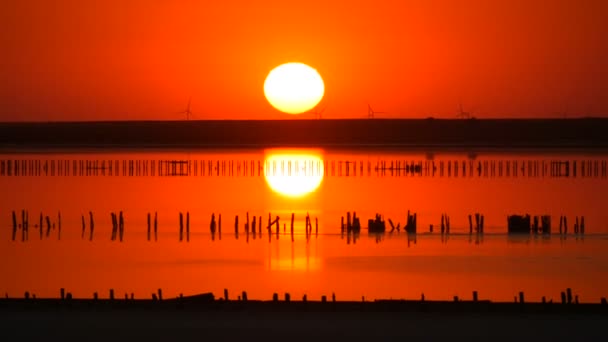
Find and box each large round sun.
[264,63,325,114]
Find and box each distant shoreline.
[1,118,608,149]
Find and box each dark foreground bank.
[1,298,606,341]
[1,118,608,149]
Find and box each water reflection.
[263,149,324,198]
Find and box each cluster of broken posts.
[507,214,585,236]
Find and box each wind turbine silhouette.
[367,104,386,119]
[456,102,475,119]
[309,106,326,119]
[178,97,193,120]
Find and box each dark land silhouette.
[1,118,608,149]
[0,295,606,341]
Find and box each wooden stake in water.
[40,213,44,240]
[118,211,124,242]
[81,215,85,239]
[11,211,17,241]
[89,211,95,241]
[179,212,184,242]
[186,212,190,242]
[147,213,151,241]
[154,211,158,241]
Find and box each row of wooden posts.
[13,286,607,306]
[10,210,589,242]
[3,158,607,179]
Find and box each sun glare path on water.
[263,149,325,198]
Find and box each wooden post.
[179,212,184,241]
[186,212,190,242]
[119,211,124,242]
[89,211,94,241]
[468,214,473,234]
[219,214,222,240]
[45,216,51,238]
[147,213,151,241]
[11,211,17,241]
[154,211,158,241]
[81,215,85,239]
[234,215,239,239]
[315,217,319,237]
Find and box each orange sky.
[1,0,607,121]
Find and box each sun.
[264,63,325,114]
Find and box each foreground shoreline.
[1,118,608,149]
[2,297,607,315]
[2,297,606,340]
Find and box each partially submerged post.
[186,211,190,242]
[89,211,95,241]
[11,211,18,241]
[179,212,184,241]
[154,211,158,241]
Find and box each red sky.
[1,0,607,121]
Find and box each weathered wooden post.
[45,216,51,238]
[468,214,473,234]
[179,212,184,241]
[315,217,319,237]
[89,211,95,241]
[234,215,239,238]
[147,213,151,241]
[290,213,295,237]
[186,212,190,242]
[11,211,17,241]
[119,211,124,242]
[154,211,158,241]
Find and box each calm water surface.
[1,148,607,302]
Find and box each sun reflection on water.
[263,149,325,198]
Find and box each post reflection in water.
[263,149,325,198]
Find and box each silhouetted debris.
[368,213,386,233]
[508,214,531,234]
[147,213,151,241]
